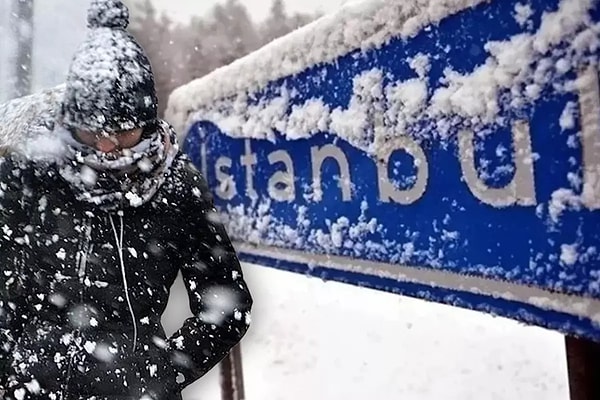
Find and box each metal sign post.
[220,344,246,400]
[566,336,600,400]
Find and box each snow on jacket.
[0,86,65,151]
[0,144,252,399]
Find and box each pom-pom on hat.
[87,0,129,29]
[60,0,158,133]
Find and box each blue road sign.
[172,0,600,340]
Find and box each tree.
[127,0,177,116]
[126,0,319,118]
[10,0,34,99]
[260,0,317,46]
[203,0,260,68]
[262,0,291,44]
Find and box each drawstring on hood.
[109,211,138,351]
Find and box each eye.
[75,130,97,144]
[115,129,143,149]
[116,129,141,137]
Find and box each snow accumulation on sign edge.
[166,0,489,133]
[166,0,600,340]
[166,0,599,146]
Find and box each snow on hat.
[60,0,158,133]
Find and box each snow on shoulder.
[0,85,65,151]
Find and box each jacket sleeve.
[167,163,253,391]
[0,156,29,387]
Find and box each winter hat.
[60,0,158,133]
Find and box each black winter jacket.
[0,152,252,399]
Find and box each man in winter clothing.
[0,0,252,399]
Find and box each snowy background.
[0,0,570,399]
[0,1,88,102]
[150,0,347,23]
[166,263,569,400]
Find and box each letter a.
[268,150,296,202]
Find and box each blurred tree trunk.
[126,0,318,119]
[11,0,34,99]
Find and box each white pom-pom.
[87,0,129,29]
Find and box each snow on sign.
[166,0,600,340]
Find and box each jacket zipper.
[63,217,93,399]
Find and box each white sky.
[1,0,350,101]
[150,0,349,23]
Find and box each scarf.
[56,120,179,211]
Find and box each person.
[0,0,252,399]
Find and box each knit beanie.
[60,0,158,133]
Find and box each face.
[75,128,143,154]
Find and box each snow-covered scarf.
[56,120,179,211]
